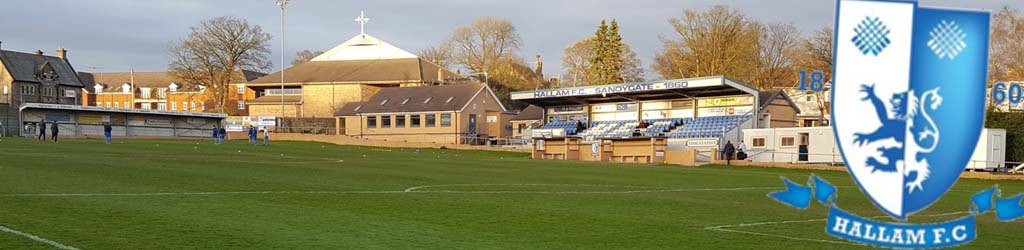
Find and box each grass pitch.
[0,138,1021,249]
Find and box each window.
[171,102,177,111]
[423,97,432,104]
[367,116,377,128]
[752,137,766,148]
[114,102,120,108]
[237,85,245,94]
[780,136,796,147]
[401,98,409,105]
[191,102,196,110]
[354,105,362,112]
[21,85,37,95]
[238,101,245,110]
[381,115,391,128]
[105,102,111,108]
[157,103,167,110]
[169,83,177,93]
[201,102,206,111]
[157,88,167,98]
[124,102,129,109]
[472,103,477,110]
[140,88,151,98]
[440,113,452,127]
[380,99,389,106]
[410,114,421,127]
[395,115,406,128]
[425,114,436,127]
[445,97,455,103]
[182,101,188,110]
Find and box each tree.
[653,6,808,89]
[168,17,272,114]
[561,38,595,87]
[792,27,834,125]
[793,27,834,81]
[292,49,324,66]
[447,17,523,74]
[751,23,800,89]
[561,20,644,87]
[990,7,1024,83]
[426,17,544,109]
[419,45,453,69]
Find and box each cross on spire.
[355,11,370,35]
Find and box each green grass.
[0,137,1022,249]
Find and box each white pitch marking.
[1,185,784,197]
[401,183,658,192]
[0,224,79,250]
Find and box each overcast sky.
[1,0,1018,79]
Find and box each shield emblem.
[832,0,990,220]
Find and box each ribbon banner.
[769,175,1024,248]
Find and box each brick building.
[79,71,265,116]
[246,32,457,118]
[0,46,84,135]
[337,83,514,144]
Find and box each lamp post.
[275,0,289,122]
[468,72,488,87]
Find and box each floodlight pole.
[469,72,488,87]
[276,0,289,122]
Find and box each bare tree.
[990,7,1024,84]
[447,17,522,73]
[419,45,453,69]
[168,17,271,114]
[793,27,834,81]
[292,49,324,66]
[561,38,596,87]
[653,5,808,90]
[752,23,800,89]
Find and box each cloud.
[0,0,1016,79]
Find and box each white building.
[742,127,1006,171]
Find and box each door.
[468,114,477,135]
[798,133,810,162]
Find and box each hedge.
[985,110,1024,162]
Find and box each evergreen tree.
[605,19,625,83]
[587,20,610,85]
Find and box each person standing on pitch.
[212,126,220,144]
[723,141,735,166]
[37,119,46,142]
[103,122,113,144]
[249,126,258,145]
[262,127,270,146]
[219,127,227,144]
[50,121,60,143]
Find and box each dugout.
[513,76,798,165]
[19,103,226,138]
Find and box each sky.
[1,0,1019,79]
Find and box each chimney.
[437,68,444,82]
[0,41,3,50]
[56,47,67,59]
[35,49,43,55]
[534,53,543,78]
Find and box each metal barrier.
[741,149,843,166]
[275,127,337,135]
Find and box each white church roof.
[310,33,419,61]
